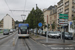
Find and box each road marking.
[13,38,15,46]
[42,44,46,47]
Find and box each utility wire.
[4,0,15,17]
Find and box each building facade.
[50,5,57,31]
[43,8,50,31]
[0,14,15,29]
[43,6,56,31]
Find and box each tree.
[52,22,55,31]
[25,7,44,29]
[15,20,19,24]
[44,24,50,29]
[15,20,23,24]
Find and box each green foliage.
[52,22,55,30]
[73,17,75,20]
[15,20,23,24]
[44,24,50,29]
[48,24,50,29]
[25,7,44,29]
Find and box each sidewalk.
[30,34,75,45]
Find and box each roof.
[47,6,55,10]
[1,14,15,21]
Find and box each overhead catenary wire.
[24,0,27,20]
[4,0,15,17]
[22,0,27,21]
[23,0,27,13]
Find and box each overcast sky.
[0,0,60,21]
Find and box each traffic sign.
[59,14,68,16]
[70,22,72,25]
[38,23,42,27]
[59,24,68,26]
[59,22,68,23]
[59,19,68,21]
[59,17,68,19]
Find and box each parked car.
[42,31,46,36]
[3,29,9,35]
[13,29,16,32]
[54,31,61,37]
[48,32,60,38]
[39,30,43,35]
[62,32,73,40]
[10,29,13,33]
[0,30,3,33]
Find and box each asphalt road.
[25,38,50,50]
[14,39,28,50]
[0,32,75,50]
[0,31,18,50]
[0,32,50,50]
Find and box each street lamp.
[21,14,26,23]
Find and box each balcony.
[58,10,63,14]
[65,10,69,13]
[72,0,75,4]
[58,3,63,8]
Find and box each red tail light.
[19,33,21,34]
[27,32,28,34]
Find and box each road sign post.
[38,23,42,35]
[38,23,42,27]
[59,14,68,43]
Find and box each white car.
[48,32,60,38]
[10,29,13,33]
[42,31,46,36]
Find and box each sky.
[0,0,60,21]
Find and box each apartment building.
[57,0,75,31]
[50,5,57,31]
[0,19,3,29]
[0,14,15,29]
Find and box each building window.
[65,1,69,7]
